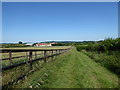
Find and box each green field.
[12,48,119,88]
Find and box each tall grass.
[76,38,120,77]
[82,50,120,76]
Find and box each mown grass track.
[13,48,119,88]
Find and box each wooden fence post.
[29,51,33,69]
[42,51,44,57]
[52,50,54,55]
[56,50,57,54]
[35,51,37,58]
[44,51,47,63]
[59,50,61,54]
[51,50,54,60]
[9,51,13,64]
[59,49,60,53]
[26,52,28,59]
[29,51,32,61]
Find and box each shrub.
[82,38,120,52]
[76,45,88,51]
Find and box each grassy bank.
[76,38,120,77]
[13,48,119,88]
[82,50,120,77]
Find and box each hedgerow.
[84,38,120,52]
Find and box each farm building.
[25,43,34,46]
[35,43,51,47]
[35,43,57,47]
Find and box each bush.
[76,45,88,51]
[83,38,120,52]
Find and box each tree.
[18,41,22,44]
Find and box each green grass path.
[14,49,119,88]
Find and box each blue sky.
[2,2,118,43]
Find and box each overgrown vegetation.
[2,45,119,88]
[2,59,45,89]
[12,48,119,88]
[85,38,120,52]
[76,38,120,77]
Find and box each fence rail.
[1,53,43,61]
[0,48,71,71]
[0,48,69,53]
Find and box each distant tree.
[18,41,22,44]
[32,43,37,46]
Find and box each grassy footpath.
[13,48,119,88]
